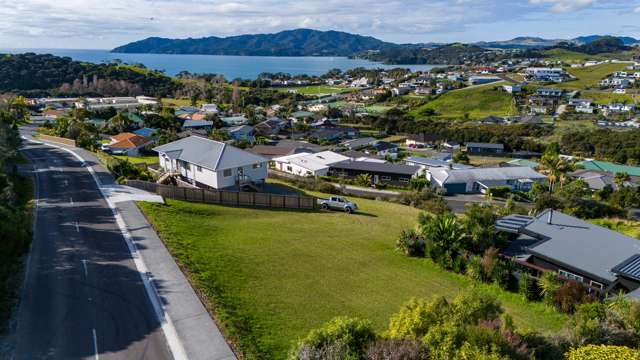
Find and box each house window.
[223,169,232,177]
[253,163,261,169]
[590,281,603,290]
[558,269,583,283]
[399,178,410,183]
[287,166,293,172]
[381,176,392,181]
[197,166,202,172]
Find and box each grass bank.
[139,195,568,358]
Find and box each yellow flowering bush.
[566,344,640,360]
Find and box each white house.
[154,136,268,189]
[201,103,219,114]
[272,151,350,177]
[428,166,547,194]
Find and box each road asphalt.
[14,127,236,360]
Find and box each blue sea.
[2,48,440,79]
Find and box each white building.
[272,151,350,177]
[154,136,268,189]
[201,103,219,114]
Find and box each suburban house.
[228,125,256,144]
[443,140,461,151]
[201,103,219,114]
[341,150,387,163]
[405,156,473,174]
[428,166,546,194]
[182,119,214,131]
[371,141,399,158]
[466,142,504,154]
[308,127,359,143]
[340,137,378,150]
[405,133,441,148]
[133,127,157,138]
[222,115,249,126]
[154,136,268,189]
[503,85,522,93]
[272,151,350,177]
[102,132,152,156]
[497,210,640,296]
[249,145,316,159]
[580,160,640,177]
[505,158,539,169]
[525,68,567,82]
[468,76,501,86]
[571,169,638,191]
[536,88,564,97]
[254,117,288,137]
[329,161,421,186]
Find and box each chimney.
[547,209,553,224]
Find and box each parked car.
[318,196,358,213]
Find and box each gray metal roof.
[466,142,504,149]
[405,156,473,170]
[517,210,640,283]
[331,160,421,176]
[154,136,267,171]
[183,120,213,128]
[613,255,640,281]
[431,166,546,184]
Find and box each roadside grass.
[557,63,630,90]
[139,195,568,358]
[410,83,516,120]
[546,120,597,143]
[113,155,159,165]
[591,218,640,239]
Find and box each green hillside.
[410,82,515,120]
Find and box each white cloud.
[529,0,595,13]
[634,6,640,13]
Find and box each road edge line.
[22,137,188,360]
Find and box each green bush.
[554,281,593,314]
[396,229,425,257]
[290,317,376,360]
[386,297,450,339]
[365,339,429,360]
[565,344,640,360]
[487,186,512,199]
[519,273,539,301]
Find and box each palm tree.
[356,173,372,187]
[539,151,567,192]
[109,112,132,132]
[538,271,560,304]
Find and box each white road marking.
[23,137,189,360]
[75,221,80,232]
[92,328,99,360]
[81,259,88,277]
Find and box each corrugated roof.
[613,254,640,281]
[154,136,266,171]
[331,160,421,175]
[581,160,640,177]
[524,210,640,283]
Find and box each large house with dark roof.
[329,161,421,186]
[154,136,268,189]
[498,210,640,297]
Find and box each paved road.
[15,141,172,359]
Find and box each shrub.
[487,186,511,199]
[365,339,429,360]
[538,272,561,305]
[466,255,484,282]
[386,297,450,339]
[481,247,499,282]
[290,317,376,360]
[565,344,640,360]
[519,273,539,301]
[554,281,593,314]
[450,290,503,326]
[396,229,425,257]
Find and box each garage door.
[444,183,467,194]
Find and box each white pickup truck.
[317,196,358,214]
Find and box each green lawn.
[581,90,639,105]
[557,63,630,90]
[410,82,516,120]
[113,155,159,165]
[543,49,605,63]
[139,197,567,358]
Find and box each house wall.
[529,256,608,290]
[330,167,413,186]
[275,161,328,177]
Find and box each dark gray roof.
[183,120,213,128]
[466,142,504,149]
[340,137,377,149]
[613,255,640,281]
[331,160,420,175]
[499,210,640,283]
[154,136,266,171]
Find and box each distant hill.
[572,35,639,46]
[112,29,398,56]
[474,35,639,49]
[555,36,631,55]
[358,43,493,65]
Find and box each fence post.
[236,192,240,206]
[183,187,187,201]
[297,196,301,209]
[201,189,205,202]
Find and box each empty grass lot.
[410,82,516,120]
[139,197,567,358]
[275,85,355,96]
[557,63,630,90]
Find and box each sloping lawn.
[113,155,159,165]
[557,63,630,90]
[274,85,355,96]
[410,82,515,120]
[139,198,567,358]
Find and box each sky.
[1,0,640,49]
